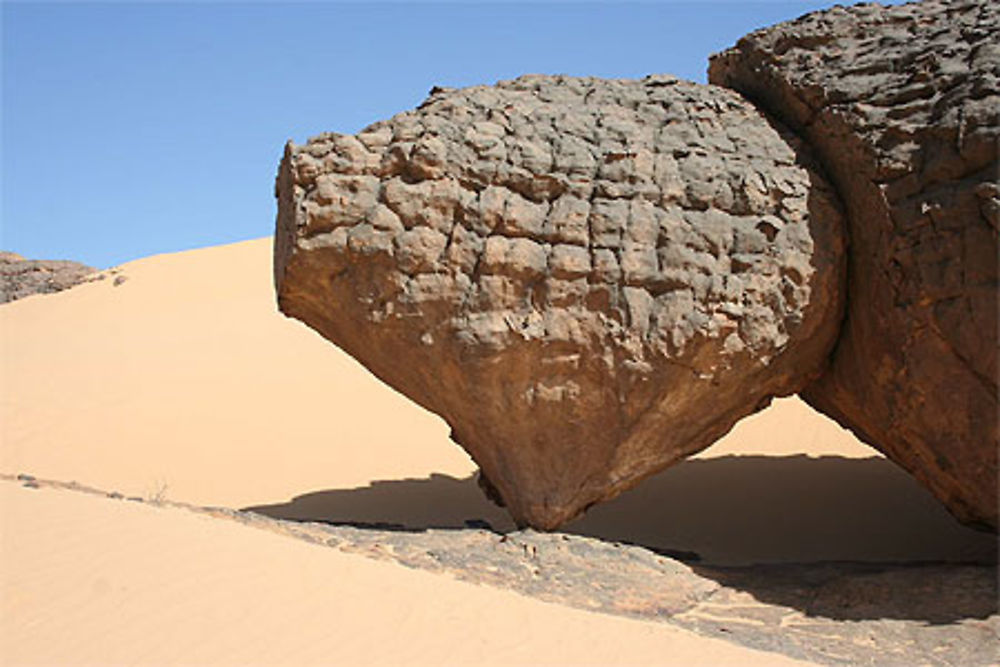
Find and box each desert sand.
[2,482,812,666]
[2,238,994,665]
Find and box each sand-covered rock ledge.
[5,472,998,666]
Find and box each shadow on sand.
[246,454,998,623]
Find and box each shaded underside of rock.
[274,74,846,529]
[0,252,95,303]
[710,0,999,530]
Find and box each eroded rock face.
[710,0,999,529]
[1,252,95,303]
[275,75,846,529]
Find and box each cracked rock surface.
[274,74,846,529]
[710,0,999,530]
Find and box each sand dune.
[1,238,994,664]
[1,239,472,509]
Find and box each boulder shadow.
[246,455,997,623]
[248,455,996,566]
[246,472,516,533]
[564,455,997,567]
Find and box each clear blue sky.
[3,1,901,268]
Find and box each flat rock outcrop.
[0,252,95,303]
[710,0,999,529]
[275,75,846,529]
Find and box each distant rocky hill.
[0,252,95,303]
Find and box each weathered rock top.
[279,74,841,358]
[711,0,997,191]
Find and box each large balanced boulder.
[710,0,999,529]
[274,75,846,529]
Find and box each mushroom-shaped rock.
[274,75,846,529]
[710,0,999,530]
